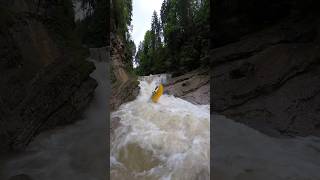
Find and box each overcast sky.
[131,0,163,48]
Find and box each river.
[110,74,210,180]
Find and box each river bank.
[164,68,210,105]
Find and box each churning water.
[110,74,210,180]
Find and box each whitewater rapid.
[0,60,108,180]
[110,74,210,180]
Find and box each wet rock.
[110,34,140,111]
[0,0,97,152]
[8,174,32,180]
[110,79,140,111]
[164,68,210,105]
[211,14,320,137]
[111,117,121,130]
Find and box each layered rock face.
[211,0,320,137]
[0,0,97,152]
[164,68,210,105]
[109,34,139,111]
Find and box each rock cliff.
[109,34,139,111]
[211,0,320,137]
[0,0,97,152]
[164,68,210,105]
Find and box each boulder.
[109,34,140,112]
[164,68,210,105]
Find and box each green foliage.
[151,11,162,50]
[113,0,132,38]
[135,0,209,76]
[112,0,135,71]
[124,35,136,70]
[76,0,135,74]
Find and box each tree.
[112,0,133,38]
[135,0,210,76]
[151,11,162,49]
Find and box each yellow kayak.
[151,84,163,103]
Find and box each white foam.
[111,74,210,180]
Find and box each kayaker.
[151,84,163,103]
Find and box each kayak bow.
[151,84,163,103]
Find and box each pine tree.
[135,0,209,75]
